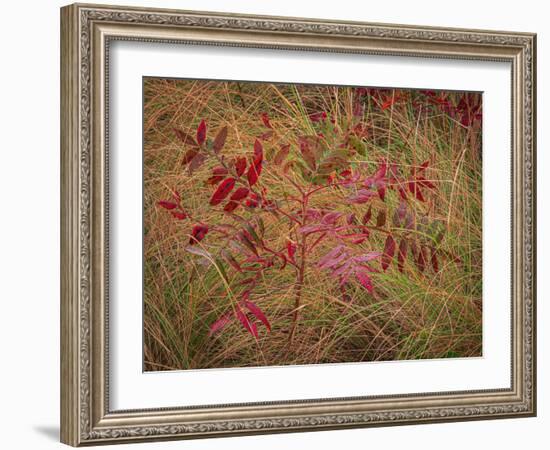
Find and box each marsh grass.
[143,78,482,371]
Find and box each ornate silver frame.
[60,3,536,446]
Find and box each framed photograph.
[60,3,536,446]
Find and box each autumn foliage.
[145,80,482,370]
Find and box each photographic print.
[143,79,483,371]
[61,6,536,444]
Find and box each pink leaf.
[287,241,297,261]
[349,189,376,204]
[321,211,343,225]
[209,311,233,336]
[242,300,271,331]
[298,224,329,235]
[354,252,382,263]
[375,161,387,180]
[318,245,347,269]
[355,271,373,293]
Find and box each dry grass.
[143,78,482,371]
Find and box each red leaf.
[257,130,274,141]
[309,111,327,122]
[247,161,261,186]
[173,128,197,146]
[223,201,239,212]
[380,96,396,110]
[355,270,373,293]
[212,126,228,153]
[245,192,260,208]
[207,166,228,185]
[210,178,236,205]
[229,187,249,201]
[397,201,407,222]
[196,119,207,146]
[260,112,272,129]
[397,239,408,272]
[221,249,242,272]
[253,139,263,163]
[376,209,386,228]
[247,140,264,186]
[157,201,178,210]
[188,153,206,173]
[415,186,425,202]
[224,187,249,212]
[287,241,297,261]
[417,177,436,189]
[171,211,187,220]
[182,148,199,165]
[236,306,258,338]
[235,157,247,177]
[377,185,386,201]
[362,206,372,224]
[273,144,290,165]
[237,230,258,256]
[409,181,425,202]
[208,311,233,336]
[382,235,396,271]
[189,224,209,245]
[242,300,271,331]
[340,169,352,179]
[431,248,439,273]
[318,245,347,269]
[375,161,387,179]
